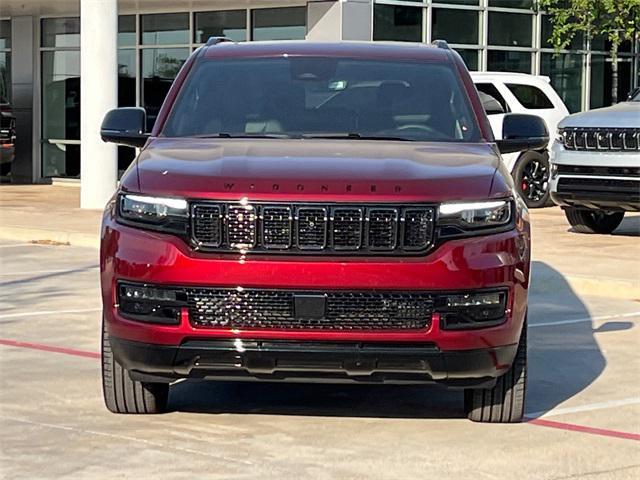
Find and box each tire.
[564,208,625,234]
[464,321,527,423]
[512,151,552,209]
[101,317,169,414]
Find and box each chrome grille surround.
[191,202,435,255]
[562,127,640,152]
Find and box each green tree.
[539,0,640,104]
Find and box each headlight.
[556,128,565,145]
[438,199,513,237]
[117,193,189,234]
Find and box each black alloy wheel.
[513,151,552,209]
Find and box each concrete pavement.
[0,239,638,479]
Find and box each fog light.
[118,283,184,324]
[121,285,177,302]
[446,292,502,308]
[438,290,507,330]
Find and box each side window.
[475,83,510,113]
[506,83,554,109]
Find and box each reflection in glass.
[432,9,478,45]
[541,15,583,50]
[487,50,531,73]
[373,5,422,42]
[42,50,81,140]
[540,53,582,113]
[142,48,189,131]
[42,17,80,48]
[252,7,307,41]
[118,15,136,47]
[0,52,10,104]
[0,20,10,49]
[455,49,479,71]
[118,49,136,106]
[441,0,479,5]
[195,10,247,43]
[488,12,532,47]
[489,0,533,8]
[118,49,137,173]
[42,142,80,178]
[590,55,633,108]
[141,13,189,45]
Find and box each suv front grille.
[562,127,640,152]
[187,288,434,330]
[191,202,435,255]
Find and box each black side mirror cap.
[100,107,149,148]
[497,113,549,154]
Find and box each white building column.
[307,0,373,41]
[80,0,118,209]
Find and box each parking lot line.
[1,335,640,442]
[527,418,640,441]
[526,398,640,419]
[529,311,640,328]
[0,338,100,359]
[0,415,255,464]
[0,307,102,319]
[0,267,99,276]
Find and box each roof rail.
[206,36,234,46]
[431,39,450,50]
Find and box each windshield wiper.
[301,133,415,141]
[193,133,292,139]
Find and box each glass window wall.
[487,50,532,73]
[141,13,189,45]
[373,4,422,42]
[432,9,478,45]
[195,10,247,43]
[540,53,582,113]
[252,7,306,41]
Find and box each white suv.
[472,72,569,208]
[549,91,640,234]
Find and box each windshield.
[163,57,480,142]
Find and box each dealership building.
[0,0,638,207]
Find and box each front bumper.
[110,336,517,387]
[101,204,530,383]
[549,141,640,211]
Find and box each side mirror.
[100,107,149,148]
[478,91,505,115]
[496,113,549,154]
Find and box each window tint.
[164,58,481,143]
[475,83,509,113]
[506,83,554,109]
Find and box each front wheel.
[101,317,169,414]
[564,208,625,234]
[464,321,527,423]
[513,151,552,209]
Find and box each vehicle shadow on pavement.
[525,261,632,417]
[611,214,640,237]
[167,261,627,420]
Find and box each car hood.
[134,138,502,202]
[559,102,640,129]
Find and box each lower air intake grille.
[187,288,434,330]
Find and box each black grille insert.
[562,128,640,152]
[191,202,435,255]
[187,288,434,330]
